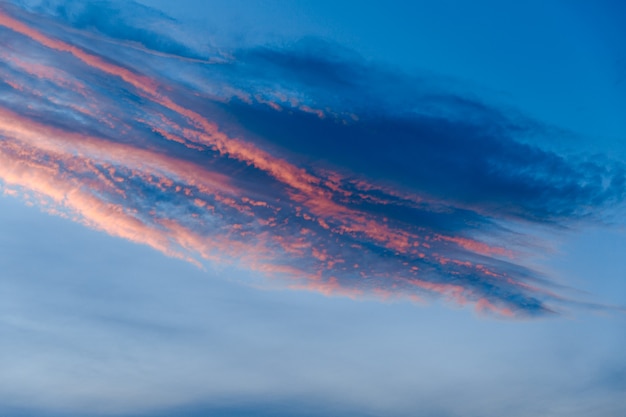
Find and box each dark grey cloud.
[0,0,623,318]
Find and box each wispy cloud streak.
[0,0,623,317]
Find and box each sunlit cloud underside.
[1,0,624,318]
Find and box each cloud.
[0,0,623,318]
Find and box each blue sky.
[0,1,625,416]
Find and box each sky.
[0,0,624,416]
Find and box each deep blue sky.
[140,0,626,151]
[0,1,625,416]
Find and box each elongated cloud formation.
[0,0,623,318]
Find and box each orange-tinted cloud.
[1,3,615,318]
